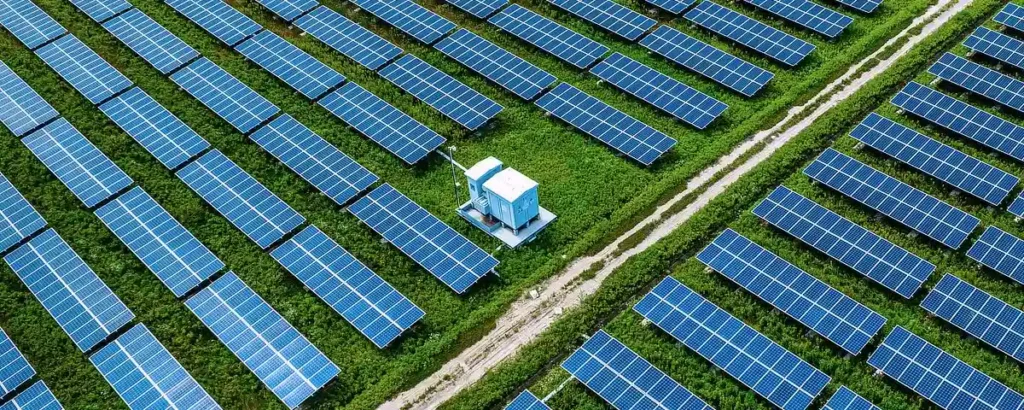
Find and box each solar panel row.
[434,28,557,101]
[0,381,63,410]
[170,58,280,134]
[379,55,503,130]
[547,0,657,41]
[645,0,696,14]
[967,226,1024,286]
[1011,193,1024,218]
[928,52,1024,114]
[0,0,67,50]
[0,60,59,137]
[256,0,318,22]
[640,26,773,97]
[68,0,131,23]
[294,6,403,71]
[833,0,881,14]
[823,387,880,410]
[0,173,46,255]
[964,27,1024,72]
[685,1,816,66]
[504,391,550,410]
[488,4,609,69]
[349,0,456,44]
[744,0,853,38]
[35,35,133,105]
[98,87,210,170]
[164,0,260,47]
[445,0,509,19]
[102,8,201,76]
[235,30,346,100]
[995,3,1024,33]
[921,274,1024,364]
[0,328,35,398]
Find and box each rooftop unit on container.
[457,157,555,248]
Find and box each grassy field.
[0,0,942,408]
[439,1,1024,409]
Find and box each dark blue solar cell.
[235,30,346,100]
[170,58,280,134]
[165,0,260,46]
[640,25,773,97]
[349,0,455,44]
[444,0,508,18]
[0,173,46,255]
[99,87,209,169]
[68,0,131,23]
[488,4,609,69]
[434,29,557,100]
[102,8,200,75]
[256,0,318,22]
[0,381,63,410]
[685,1,816,66]
[967,226,1024,286]
[928,52,1024,114]
[823,387,880,410]
[964,27,1024,71]
[744,0,853,38]
[0,0,67,50]
[0,60,59,137]
[293,6,403,71]
[504,391,550,410]
[0,328,35,398]
[995,3,1024,32]
[35,35,133,105]
[379,55,503,130]
[547,0,657,41]
[921,274,1024,364]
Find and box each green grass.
[0,0,939,408]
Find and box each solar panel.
[271,226,425,348]
[318,83,445,164]
[187,272,338,408]
[0,173,45,257]
[685,1,816,66]
[868,326,1024,410]
[235,30,346,100]
[164,0,260,47]
[349,184,499,294]
[293,6,403,71]
[921,274,1024,364]
[250,114,378,206]
[95,187,225,298]
[434,29,556,101]
[176,150,305,249]
[995,3,1024,33]
[90,324,221,410]
[68,0,131,23]
[823,387,880,410]
[488,4,609,69]
[891,81,1024,163]
[547,0,656,41]
[964,27,1024,71]
[505,391,550,410]
[590,52,728,129]
[379,55,503,130]
[832,0,880,13]
[102,8,200,75]
[444,0,508,18]
[753,186,935,298]
[535,83,676,165]
[640,25,773,97]
[0,328,35,398]
[34,35,133,105]
[744,0,853,38]
[0,60,58,138]
[98,87,210,170]
[634,276,831,410]
[644,0,696,14]
[805,148,981,249]
[1012,193,1024,218]
[0,381,63,410]
[170,58,280,134]
[850,113,1019,206]
[0,0,67,50]
[561,330,714,410]
[967,226,1024,286]
[698,229,887,355]
[256,0,318,22]
[928,52,1024,114]
[4,228,135,352]
[23,118,134,208]
[348,0,455,44]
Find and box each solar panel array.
[535,83,677,166]
[186,272,339,409]
[0,328,35,398]
[1012,193,1024,218]
[964,27,1024,71]
[634,276,831,410]
[753,186,935,298]
[697,229,887,355]
[379,55,503,130]
[349,184,499,294]
[23,118,134,208]
[318,83,445,164]
[645,0,696,14]
[445,0,508,18]
[235,30,346,100]
[744,0,853,38]
[293,6,403,71]
[0,174,45,255]
[995,3,1024,33]
[590,53,728,129]
[434,29,557,101]
[170,58,280,134]
[4,229,135,352]
[868,326,1024,410]
[505,391,550,410]
[349,0,455,44]
[488,5,609,69]
[0,0,67,50]
[921,274,1024,364]
[804,148,981,249]
[165,0,260,47]
[256,0,318,22]
[271,226,425,348]
[684,1,816,66]
[95,187,225,298]
[98,87,210,170]
[891,82,1024,163]
[35,35,133,105]
[640,26,773,97]
[69,0,131,23]
[90,324,221,410]
[102,8,200,75]
[967,226,1024,286]
[547,0,656,41]
[176,150,305,249]
[823,387,880,410]
[834,0,881,14]
[0,60,58,137]
[0,381,63,410]
[850,113,1019,206]
[561,330,713,410]
[928,52,1024,114]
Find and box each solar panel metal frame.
[0,328,35,399]
[68,0,131,23]
[34,35,134,105]
[250,114,378,206]
[271,225,425,348]
[697,228,887,355]
[590,52,728,129]
[639,25,773,97]
[235,30,345,100]
[170,58,280,134]
[995,3,1024,33]
[928,52,1024,115]
[0,173,46,257]
[101,8,200,75]
[3,228,135,352]
[23,118,134,208]
[488,4,609,69]
[293,6,403,71]
[434,29,557,101]
[684,1,816,66]
[0,60,59,137]
[164,0,261,47]
[0,381,63,410]
[823,386,880,410]
[256,0,318,22]
[98,87,210,170]
[504,391,550,410]
[644,0,696,14]
[560,330,714,410]
[176,150,305,250]
[633,276,831,410]
[0,0,67,50]
[443,0,508,19]
[546,0,657,41]
[921,274,1024,364]
[867,326,1024,410]
[348,183,499,294]
[1011,193,1024,218]
[964,27,1024,72]
[535,83,677,166]
[186,272,339,409]
[753,186,935,298]
[832,0,880,14]
[804,148,981,249]
[378,55,503,131]
[348,0,456,44]
[966,226,1024,286]
[90,324,222,410]
[95,187,225,298]
[317,83,445,164]
[744,0,853,38]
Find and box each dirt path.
[380,1,972,408]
